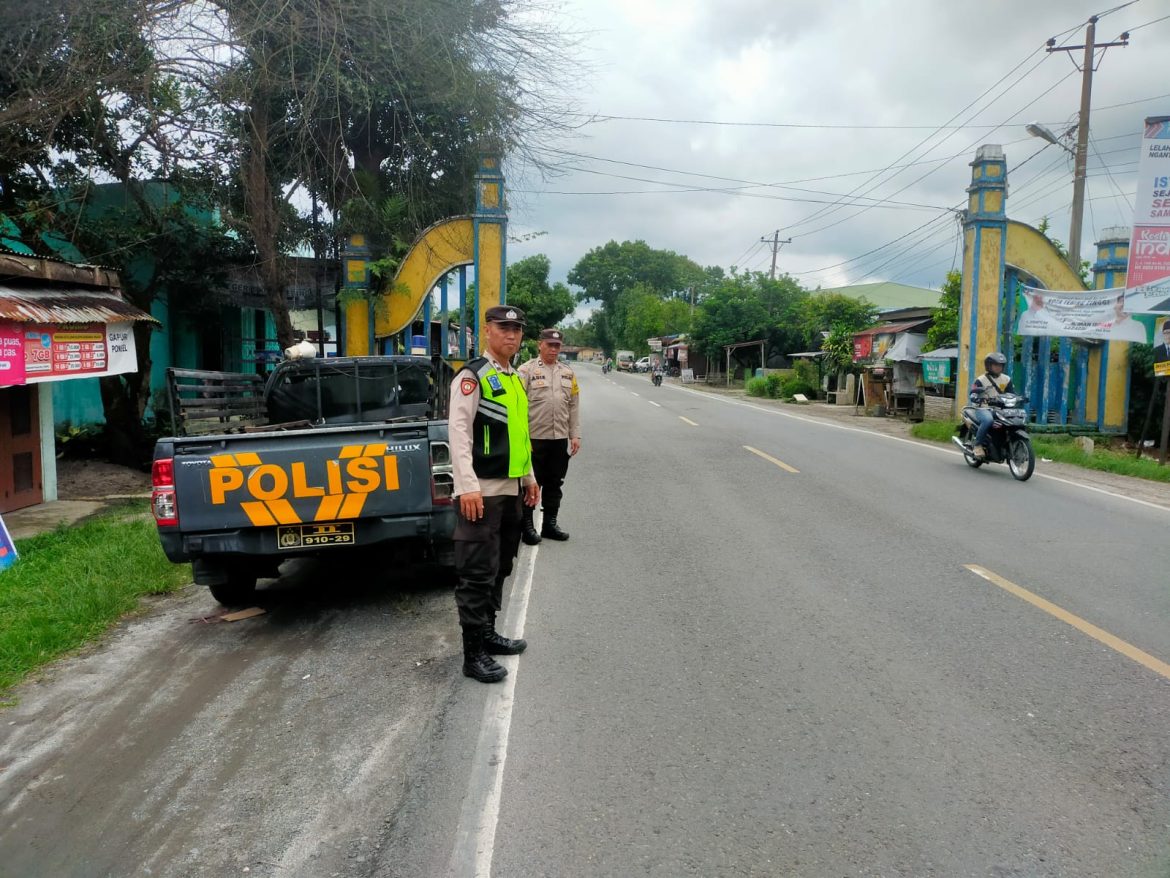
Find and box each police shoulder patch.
[460,376,478,396]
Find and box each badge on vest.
[487,373,506,396]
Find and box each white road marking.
[679,416,699,426]
[662,383,1170,514]
[649,401,662,408]
[446,522,540,878]
[631,391,640,397]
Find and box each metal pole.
[1160,379,1170,466]
[1067,16,1096,274]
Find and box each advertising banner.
[922,358,952,384]
[0,321,24,387]
[1125,117,1170,313]
[1016,286,1154,343]
[3,321,138,385]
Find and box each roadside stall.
[0,256,156,512]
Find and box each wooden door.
[0,385,43,513]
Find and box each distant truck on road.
[615,350,636,371]
[151,356,456,606]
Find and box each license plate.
[276,522,355,549]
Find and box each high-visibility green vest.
[464,357,532,479]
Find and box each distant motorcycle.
[952,393,1035,481]
[601,362,612,374]
[651,370,663,387]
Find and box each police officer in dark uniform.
[448,306,540,683]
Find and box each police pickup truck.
[151,356,456,605]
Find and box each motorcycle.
[601,362,612,374]
[951,393,1035,481]
[651,370,663,387]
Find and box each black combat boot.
[484,612,527,655]
[541,505,570,541]
[462,626,507,683]
[521,506,542,546]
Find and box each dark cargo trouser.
[453,493,523,628]
[531,438,571,509]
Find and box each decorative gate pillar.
[1089,227,1131,430]
[957,145,1008,404]
[342,152,508,358]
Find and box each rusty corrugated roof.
[852,319,931,338]
[0,286,158,325]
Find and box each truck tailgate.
[171,426,433,533]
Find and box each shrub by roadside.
[746,369,818,401]
[0,507,191,697]
[910,420,1170,483]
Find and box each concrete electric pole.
[761,230,792,280]
[1044,17,1129,272]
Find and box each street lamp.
[1025,122,1074,154]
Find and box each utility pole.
[761,230,792,280]
[1046,17,1129,272]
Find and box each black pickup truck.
[151,356,456,605]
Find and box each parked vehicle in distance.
[616,350,636,371]
[634,356,651,372]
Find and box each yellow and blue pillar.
[1089,228,1131,431]
[473,154,508,355]
[957,145,1008,406]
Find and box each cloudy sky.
[501,0,1169,314]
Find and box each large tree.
[568,240,704,353]
[0,0,574,459]
[690,272,808,364]
[800,292,878,351]
[505,254,575,339]
[925,270,962,351]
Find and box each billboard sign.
[1126,117,1170,314]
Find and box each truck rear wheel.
[209,574,258,607]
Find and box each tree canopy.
[505,255,575,340]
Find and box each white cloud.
[505,0,1165,292]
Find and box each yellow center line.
[743,445,800,474]
[965,564,1170,682]
[679,416,699,426]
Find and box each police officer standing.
[449,306,539,683]
[518,328,580,545]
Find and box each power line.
[560,113,1044,130]
[784,66,1078,242]
[518,164,950,211]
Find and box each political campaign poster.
[1016,286,1154,343]
[1154,317,1170,377]
[1126,116,1170,314]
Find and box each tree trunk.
[243,102,295,349]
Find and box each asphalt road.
[3,365,1169,877]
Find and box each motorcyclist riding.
[968,351,1013,459]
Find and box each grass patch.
[1,508,190,695]
[911,420,1170,483]
[911,419,958,443]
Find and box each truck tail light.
[430,442,454,506]
[151,457,179,526]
